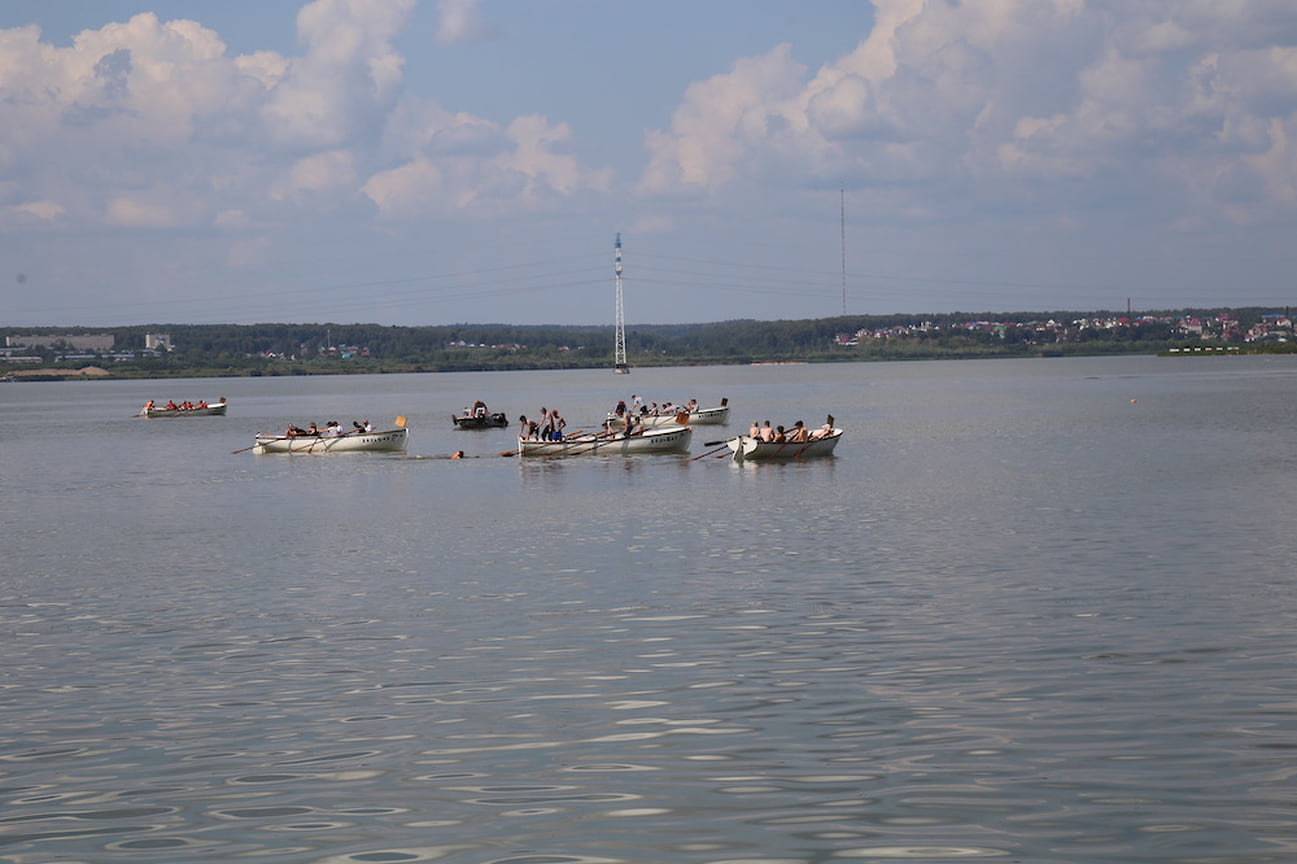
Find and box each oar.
[233,436,286,454]
[536,428,618,457]
[691,443,730,461]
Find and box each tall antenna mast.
[840,188,847,316]
[613,232,629,373]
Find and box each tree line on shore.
[2,308,1294,378]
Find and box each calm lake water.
[3,355,1297,863]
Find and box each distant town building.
[145,333,173,351]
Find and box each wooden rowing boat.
[139,397,227,417]
[517,425,692,457]
[251,427,409,454]
[724,428,842,461]
[607,400,729,429]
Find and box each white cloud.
[364,103,611,217]
[0,0,613,239]
[214,209,250,229]
[6,201,66,223]
[261,0,414,148]
[106,197,181,228]
[271,149,359,201]
[498,115,611,202]
[363,157,444,218]
[435,0,490,45]
[0,12,285,229]
[638,44,807,197]
[637,0,1297,228]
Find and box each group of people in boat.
[611,395,699,418]
[748,416,834,444]
[146,399,212,411]
[518,407,568,441]
[284,419,373,438]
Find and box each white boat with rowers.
[249,423,409,454]
[607,398,729,429]
[139,397,227,417]
[724,427,843,461]
[517,425,692,457]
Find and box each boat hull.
[453,412,509,429]
[140,402,227,417]
[607,404,730,428]
[725,429,842,461]
[252,427,409,454]
[518,426,692,457]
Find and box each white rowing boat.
[607,400,730,429]
[139,397,227,417]
[517,425,692,457]
[251,426,409,454]
[725,428,843,461]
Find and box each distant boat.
[607,399,730,428]
[517,426,691,457]
[139,397,227,417]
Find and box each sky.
[3,0,1297,327]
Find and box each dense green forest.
[2,307,1294,379]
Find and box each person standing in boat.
[548,409,566,440]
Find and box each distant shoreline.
[4,309,1295,379]
[5,345,1292,383]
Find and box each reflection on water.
[3,357,1297,862]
